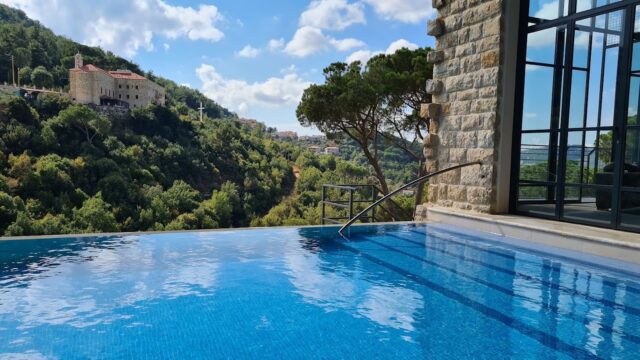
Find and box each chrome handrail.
[338,161,483,235]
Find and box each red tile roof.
[108,70,146,80]
[71,64,146,80]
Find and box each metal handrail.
[338,161,483,235]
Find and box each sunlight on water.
[0,224,638,359]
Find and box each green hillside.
[0,4,413,236]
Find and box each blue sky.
[2,0,435,134]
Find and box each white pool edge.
[425,206,640,269]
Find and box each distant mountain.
[0,3,233,119]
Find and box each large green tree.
[297,47,432,202]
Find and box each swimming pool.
[0,224,638,359]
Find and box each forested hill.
[0,4,232,119]
[0,4,310,236]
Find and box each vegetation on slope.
[0,95,300,235]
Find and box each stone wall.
[113,79,165,108]
[70,70,115,105]
[419,0,507,218]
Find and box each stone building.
[69,53,165,108]
[417,0,640,234]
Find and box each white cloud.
[284,26,364,57]
[267,38,286,51]
[236,45,261,58]
[329,37,366,51]
[346,38,419,64]
[281,65,298,74]
[299,0,366,31]
[363,0,435,24]
[346,50,378,64]
[0,0,224,57]
[196,64,311,115]
[386,39,419,53]
[163,43,170,51]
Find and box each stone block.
[467,187,491,205]
[481,50,499,68]
[432,0,445,9]
[427,19,446,37]
[429,119,440,134]
[425,79,444,95]
[420,103,442,119]
[460,165,492,187]
[423,133,439,148]
[466,148,494,162]
[424,146,438,160]
[483,16,501,36]
[449,148,467,162]
[426,160,438,173]
[448,185,467,202]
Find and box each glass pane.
[586,32,605,127]
[563,186,613,226]
[517,200,557,217]
[566,130,612,185]
[530,0,567,20]
[573,31,590,68]
[620,192,640,231]
[626,126,640,163]
[569,70,587,128]
[576,0,621,13]
[520,132,559,182]
[523,66,558,130]
[527,27,565,65]
[518,185,555,201]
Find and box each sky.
[1,0,436,135]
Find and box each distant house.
[69,53,165,108]
[324,147,340,155]
[276,131,298,140]
[299,135,327,142]
[308,146,322,153]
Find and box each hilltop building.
[69,53,165,108]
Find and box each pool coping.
[425,206,640,266]
[0,221,419,241]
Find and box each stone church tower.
[74,52,83,69]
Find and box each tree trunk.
[361,147,402,220]
[413,158,427,218]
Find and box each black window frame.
[512,0,640,233]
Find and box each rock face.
[419,0,505,217]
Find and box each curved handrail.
[338,161,483,235]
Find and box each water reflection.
[0,234,222,330]
[0,225,638,359]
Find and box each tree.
[297,62,391,193]
[161,180,200,215]
[31,65,53,88]
[43,104,111,146]
[368,48,432,205]
[0,192,19,232]
[13,47,31,68]
[73,193,119,233]
[18,66,31,85]
[297,48,432,215]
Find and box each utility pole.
[10,55,15,87]
[198,102,204,123]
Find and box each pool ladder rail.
[338,161,483,235]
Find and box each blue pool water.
[0,224,639,359]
